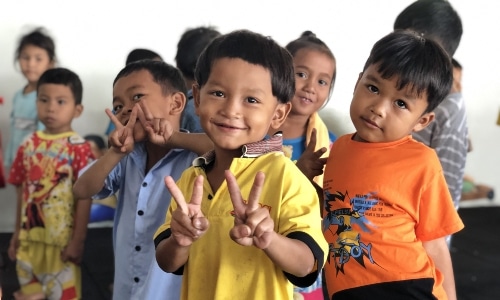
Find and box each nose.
[220,98,241,119]
[303,77,316,94]
[369,100,387,118]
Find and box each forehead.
[38,83,74,99]
[207,58,272,92]
[293,48,335,71]
[20,44,49,56]
[113,69,158,93]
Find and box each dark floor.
[0,206,499,300]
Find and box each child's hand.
[61,239,84,265]
[8,232,19,261]
[164,175,209,247]
[105,106,138,154]
[136,101,174,146]
[226,170,275,249]
[296,128,327,181]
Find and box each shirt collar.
[193,132,283,167]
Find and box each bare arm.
[423,237,457,300]
[168,132,213,156]
[73,150,125,199]
[156,235,191,273]
[8,185,22,260]
[61,198,92,264]
[264,232,315,277]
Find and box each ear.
[169,91,186,115]
[192,83,201,116]
[269,102,292,130]
[73,104,83,118]
[412,111,435,132]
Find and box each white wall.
[1,0,500,214]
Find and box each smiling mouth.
[299,96,313,103]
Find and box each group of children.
[3,0,468,299]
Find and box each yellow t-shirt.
[155,152,328,300]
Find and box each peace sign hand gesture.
[105,106,138,154]
[136,101,174,146]
[296,128,328,181]
[164,175,209,247]
[227,170,275,249]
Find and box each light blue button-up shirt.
[93,142,197,300]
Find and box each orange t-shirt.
[322,134,464,299]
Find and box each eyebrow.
[112,84,145,102]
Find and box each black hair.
[362,30,453,113]
[194,30,295,104]
[175,26,221,81]
[37,68,83,105]
[113,60,187,96]
[394,0,462,57]
[125,48,163,65]
[15,27,56,63]
[84,134,106,150]
[286,30,337,94]
[451,58,462,70]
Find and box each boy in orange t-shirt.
[322,30,464,300]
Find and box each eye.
[395,99,407,109]
[367,85,379,94]
[113,104,124,113]
[37,97,48,103]
[57,99,66,105]
[211,91,225,97]
[319,79,329,86]
[296,72,307,79]
[245,97,258,104]
[132,94,144,101]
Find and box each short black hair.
[113,60,187,96]
[194,30,295,104]
[285,30,337,95]
[37,68,83,105]
[363,30,453,113]
[175,26,221,81]
[394,0,462,57]
[126,48,162,65]
[15,27,56,63]
[84,134,106,150]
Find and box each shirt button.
[134,277,139,283]
[137,210,144,216]
[142,182,147,187]
[135,245,141,251]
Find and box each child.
[73,60,199,300]
[394,0,467,217]
[104,48,163,136]
[322,30,464,300]
[83,134,117,223]
[5,27,55,167]
[271,31,336,188]
[154,29,328,300]
[175,25,221,133]
[7,68,94,300]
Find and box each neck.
[24,82,37,94]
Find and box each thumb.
[229,224,251,240]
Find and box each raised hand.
[136,101,174,146]
[296,128,328,181]
[105,106,138,154]
[226,170,275,249]
[164,175,209,247]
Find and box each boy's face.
[193,58,290,151]
[19,44,53,85]
[349,64,434,143]
[112,70,184,142]
[37,83,82,134]
[291,49,335,117]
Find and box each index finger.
[225,170,246,217]
[246,171,265,211]
[125,105,138,129]
[164,176,189,215]
[105,108,124,129]
[307,128,318,151]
